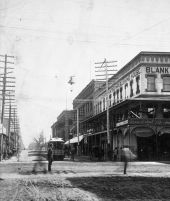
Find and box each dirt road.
[1,150,170,200]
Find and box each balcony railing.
[116,118,170,127]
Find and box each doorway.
[137,135,156,161]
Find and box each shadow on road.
[67,176,170,200]
[157,161,170,164]
[19,169,76,175]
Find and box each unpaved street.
[1,150,170,200]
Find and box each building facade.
[71,80,104,154]
[51,110,75,141]
[52,51,170,161]
[81,52,170,161]
[0,118,20,160]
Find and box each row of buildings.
[0,118,21,160]
[51,51,170,161]
[0,54,21,161]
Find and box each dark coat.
[47,147,53,161]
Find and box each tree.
[28,131,46,150]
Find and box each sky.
[0,0,170,147]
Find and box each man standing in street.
[70,146,75,161]
[47,143,53,172]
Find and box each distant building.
[71,80,104,154]
[51,110,75,141]
[0,118,20,160]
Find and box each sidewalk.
[1,155,21,163]
[1,154,91,163]
[74,155,91,162]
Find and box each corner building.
[85,52,170,161]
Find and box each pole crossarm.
[0,61,14,64]
[95,61,117,64]
[0,67,14,70]
[94,58,117,148]
[95,69,117,72]
[0,81,15,83]
[0,55,15,58]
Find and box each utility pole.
[7,99,11,154]
[95,59,117,156]
[0,54,16,161]
[77,108,79,155]
[0,54,15,123]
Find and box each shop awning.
[132,127,155,137]
[159,127,170,136]
[49,137,64,142]
[65,135,84,144]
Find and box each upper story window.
[79,106,84,118]
[87,103,90,112]
[113,92,115,105]
[99,101,102,112]
[96,103,99,114]
[125,83,128,99]
[95,104,97,114]
[103,98,105,110]
[85,103,88,113]
[109,94,112,107]
[161,75,170,92]
[130,80,133,97]
[136,76,140,94]
[117,89,119,103]
[120,87,123,101]
[145,74,157,92]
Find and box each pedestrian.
[70,146,75,161]
[121,146,136,174]
[113,147,118,161]
[47,143,53,172]
[121,147,129,174]
[107,146,113,161]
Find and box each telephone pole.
[0,54,18,161]
[95,59,117,153]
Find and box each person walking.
[113,147,118,161]
[47,143,53,172]
[121,146,136,174]
[122,147,129,174]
